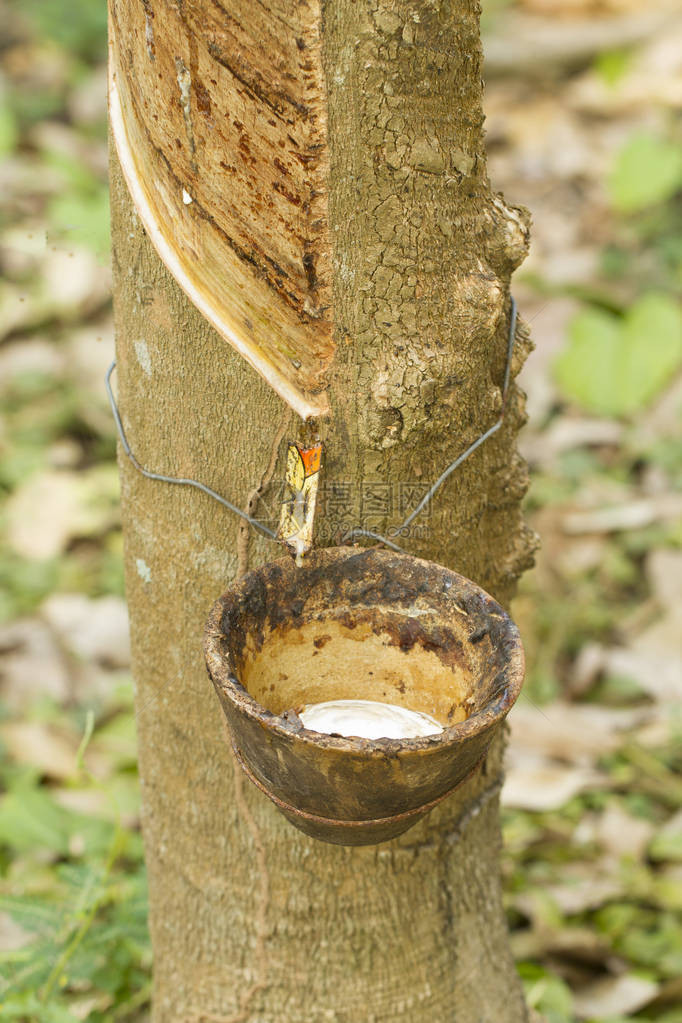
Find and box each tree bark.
[110,1,536,1019]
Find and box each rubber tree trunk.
[109,1,536,1019]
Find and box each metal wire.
[106,296,517,553]
[342,296,518,551]
[105,362,277,540]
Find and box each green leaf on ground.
[555,293,682,417]
[519,963,574,1023]
[594,49,631,88]
[0,784,112,858]
[0,99,18,157]
[609,134,682,213]
[650,814,682,862]
[48,189,110,260]
[15,0,108,63]
[0,994,79,1023]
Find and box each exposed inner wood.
[109,0,333,418]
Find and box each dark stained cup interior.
[204,546,525,844]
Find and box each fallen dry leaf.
[516,872,625,918]
[0,336,66,390]
[647,548,682,607]
[573,973,658,1019]
[41,593,130,669]
[0,618,71,707]
[0,912,32,953]
[0,720,77,781]
[604,636,681,704]
[6,466,119,559]
[6,471,82,559]
[65,318,115,394]
[512,925,617,966]
[522,417,623,468]
[52,787,111,817]
[502,757,604,811]
[508,701,647,763]
[569,20,682,113]
[484,8,675,75]
[562,494,682,534]
[595,803,655,859]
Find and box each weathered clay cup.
[204,546,524,845]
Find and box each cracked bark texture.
[110,0,536,1019]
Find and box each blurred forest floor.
[0,0,681,1020]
